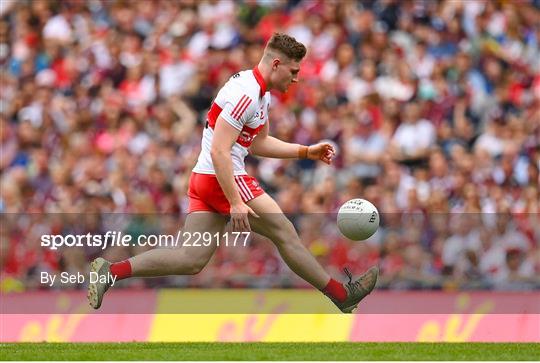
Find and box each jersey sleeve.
[218,87,256,131]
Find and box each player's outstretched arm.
[250,123,335,164]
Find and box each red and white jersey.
[193,67,271,175]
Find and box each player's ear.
[271,58,280,70]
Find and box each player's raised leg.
[88,212,227,309]
[247,193,330,288]
[247,193,378,313]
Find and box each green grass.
[1,342,539,361]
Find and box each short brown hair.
[265,33,307,62]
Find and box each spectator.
[389,102,436,164]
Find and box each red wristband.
[298,145,308,159]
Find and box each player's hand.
[230,202,259,231]
[307,142,336,165]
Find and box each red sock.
[321,278,347,302]
[110,260,132,280]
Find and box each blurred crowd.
[1,0,539,292]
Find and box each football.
[337,198,380,241]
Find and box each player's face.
[273,59,300,92]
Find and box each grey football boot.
[87,257,112,309]
[329,266,379,313]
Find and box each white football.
[337,198,380,241]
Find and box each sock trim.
[321,278,347,302]
[110,260,132,280]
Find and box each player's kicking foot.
[88,257,112,309]
[331,266,379,313]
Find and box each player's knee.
[269,220,300,246]
[184,259,207,275]
[170,250,208,275]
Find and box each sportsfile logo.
[40,231,251,250]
